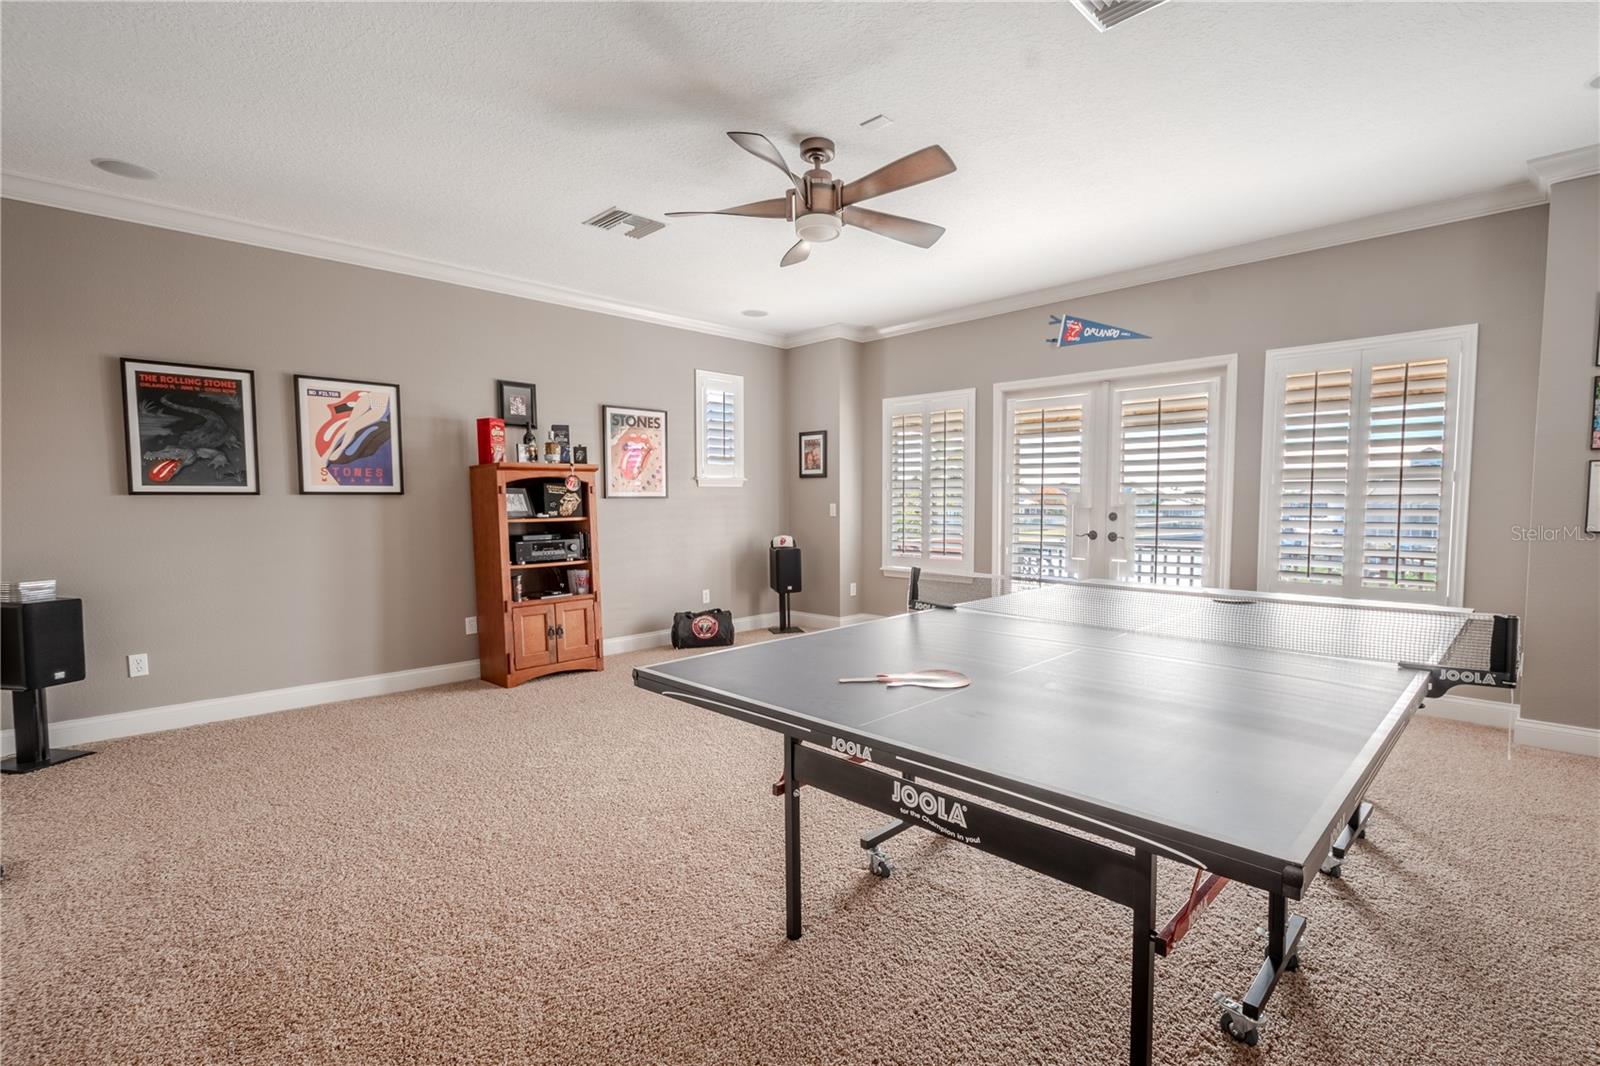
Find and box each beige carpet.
[3,635,1597,1066]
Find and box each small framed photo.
[1588,461,1600,534]
[506,487,534,518]
[798,430,828,478]
[294,375,404,494]
[572,445,589,464]
[1591,376,1599,451]
[498,380,537,427]
[121,358,260,494]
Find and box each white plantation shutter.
[888,410,924,557]
[694,370,744,486]
[884,390,975,572]
[1362,358,1449,592]
[1007,400,1084,586]
[1118,388,1212,586]
[1275,367,1353,586]
[1262,327,1474,605]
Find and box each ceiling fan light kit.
[668,131,956,267]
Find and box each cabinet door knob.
[546,626,555,638]
[557,625,566,637]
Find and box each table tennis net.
[953,580,1506,672]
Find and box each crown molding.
[0,172,788,349]
[3,170,1555,355]
[781,324,875,349]
[1526,144,1600,195]
[839,180,1548,344]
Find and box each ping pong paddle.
[838,670,971,690]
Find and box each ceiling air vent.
[1068,0,1168,32]
[583,206,665,240]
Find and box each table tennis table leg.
[784,734,802,941]
[1129,848,1156,1066]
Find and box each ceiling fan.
[668,132,956,267]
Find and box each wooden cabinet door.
[555,601,597,662]
[510,604,556,671]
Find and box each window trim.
[881,388,976,575]
[694,369,745,488]
[1256,324,1477,606]
[990,354,1238,590]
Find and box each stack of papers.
[1,579,57,603]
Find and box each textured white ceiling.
[2,2,1596,343]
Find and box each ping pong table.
[633,573,1518,1064]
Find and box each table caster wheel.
[1219,1013,1260,1047]
[1322,862,1342,879]
[868,847,893,878]
[1286,953,1300,972]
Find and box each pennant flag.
[1046,314,1150,347]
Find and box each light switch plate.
[465,616,478,635]
[702,588,711,604]
[829,502,838,517]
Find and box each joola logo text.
[892,780,968,829]
[831,736,872,761]
[1440,668,1496,685]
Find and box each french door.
[1001,369,1226,589]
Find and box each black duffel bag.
[671,609,735,649]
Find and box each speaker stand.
[769,592,804,635]
[1,689,92,774]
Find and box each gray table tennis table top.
[634,586,1442,892]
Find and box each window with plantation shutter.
[883,389,975,573]
[1006,399,1084,586]
[695,370,744,487]
[1116,387,1213,587]
[1362,358,1448,592]
[1274,367,1352,586]
[1260,326,1476,605]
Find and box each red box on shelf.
[476,418,506,464]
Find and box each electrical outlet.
[465,616,478,635]
[829,502,838,518]
[127,653,149,678]
[702,588,711,605]
[850,582,858,597]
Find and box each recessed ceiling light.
[740,309,770,318]
[91,158,157,180]
[860,114,894,131]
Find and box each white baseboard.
[1419,692,1515,729]
[1513,716,1600,757]
[1417,693,1597,757]
[1,611,888,755]
[2,659,480,756]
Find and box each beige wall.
[1,201,786,725]
[856,207,1554,700]
[1521,176,1600,730]
[783,338,853,617]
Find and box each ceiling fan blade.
[665,198,789,219]
[728,131,805,195]
[780,239,811,267]
[842,206,946,249]
[841,145,956,205]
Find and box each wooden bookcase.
[469,463,603,686]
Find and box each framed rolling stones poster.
[121,358,260,494]
[293,375,404,495]
[602,404,666,498]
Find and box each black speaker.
[2,598,92,774]
[769,547,802,593]
[2,599,85,690]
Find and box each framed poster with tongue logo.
[601,404,667,498]
[120,358,260,494]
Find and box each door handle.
[1075,529,1098,541]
